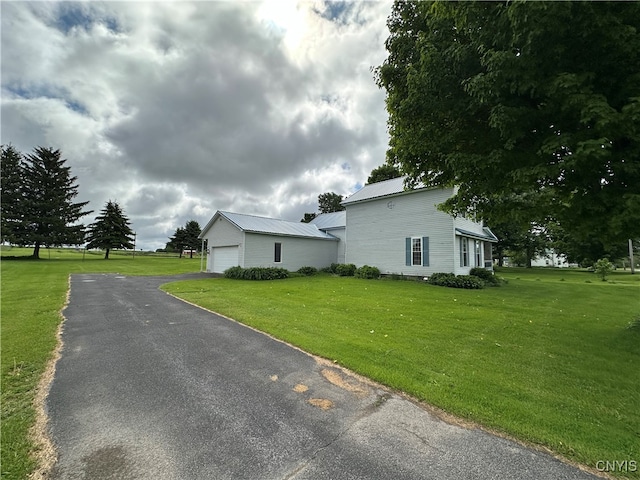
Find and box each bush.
[355,265,380,279]
[297,266,318,276]
[321,263,340,274]
[223,266,245,279]
[335,263,357,276]
[224,266,289,280]
[427,272,484,289]
[594,258,614,281]
[470,267,500,286]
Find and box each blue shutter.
[405,238,411,266]
[422,236,429,266]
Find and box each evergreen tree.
[168,220,202,258]
[1,145,24,243]
[16,147,91,258]
[85,200,134,259]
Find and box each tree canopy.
[167,220,201,257]
[318,192,345,214]
[85,200,134,259]
[375,1,640,257]
[367,163,401,184]
[2,146,92,258]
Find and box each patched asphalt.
[47,273,602,479]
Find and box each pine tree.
[1,145,25,243]
[17,147,91,258]
[85,200,134,259]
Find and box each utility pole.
[629,239,635,274]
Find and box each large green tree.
[14,147,91,258]
[375,1,640,257]
[1,145,24,243]
[85,200,134,259]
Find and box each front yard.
[164,268,640,478]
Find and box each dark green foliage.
[168,220,201,257]
[297,266,318,276]
[318,192,345,213]
[367,164,402,184]
[470,267,501,286]
[300,213,317,223]
[335,263,356,277]
[355,265,381,279]
[85,200,134,259]
[376,1,640,257]
[224,266,289,280]
[321,263,340,274]
[428,273,485,289]
[0,145,24,243]
[12,147,91,258]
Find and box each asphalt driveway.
[47,273,601,479]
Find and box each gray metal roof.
[216,211,338,240]
[309,211,346,230]
[342,176,428,205]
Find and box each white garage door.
[211,246,239,274]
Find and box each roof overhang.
[455,227,498,243]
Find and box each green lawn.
[3,247,639,479]
[163,268,640,478]
[1,247,201,480]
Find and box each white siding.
[452,216,490,275]
[325,227,346,263]
[202,216,244,272]
[345,188,456,275]
[243,233,338,271]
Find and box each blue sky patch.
[54,3,120,35]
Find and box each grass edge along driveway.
[0,249,201,480]
[163,269,640,479]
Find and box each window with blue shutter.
[422,236,429,266]
[405,238,411,266]
[406,237,429,266]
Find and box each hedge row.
[427,272,485,289]
[224,266,289,280]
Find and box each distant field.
[1,247,201,480]
[164,267,640,478]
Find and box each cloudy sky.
[1,0,392,250]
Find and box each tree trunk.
[32,241,41,259]
[104,248,110,259]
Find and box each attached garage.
[209,246,239,274]
[199,211,339,273]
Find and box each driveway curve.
[47,273,601,480]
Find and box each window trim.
[460,237,469,267]
[411,237,422,266]
[274,242,282,263]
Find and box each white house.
[199,177,497,275]
[341,177,497,276]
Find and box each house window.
[412,238,422,266]
[274,242,282,263]
[475,240,482,267]
[405,237,429,267]
[460,238,469,267]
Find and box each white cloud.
[1,0,391,250]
